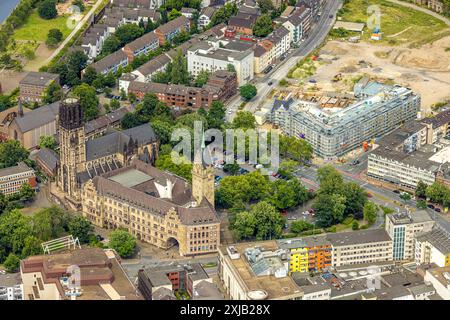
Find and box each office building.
[0,162,36,196]
[415,228,450,267]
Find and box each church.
[57,98,220,256]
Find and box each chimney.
[18,99,24,117]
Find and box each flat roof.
[219,241,303,299]
[108,169,153,188]
[326,229,392,247]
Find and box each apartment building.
[154,16,190,45]
[424,266,450,299]
[137,263,219,300]
[81,24,110,61]
[89,50,129,75]
[113,0,165,10]
[415,228,450,267]
[253,26,291,74]
[198,7,217,29]
[327,229,393,267]
[0,273,23,300]
[218,242,304,300]
[19,72,60,103]
[123,31,160,63]
[282,6,312,44]
[385,210,434,261]
[277,235,332,273]
[188,41,254,85]
[20,248,142,300]
[128,70,237,109]
[420,108,450,144]
[0,162,36,196]
[270,81,421,159]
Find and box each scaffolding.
[41,235,81,254]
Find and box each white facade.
[188,43,254,85]
[424,268,450,300]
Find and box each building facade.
[0,162,36,196]
[19,72,60,104]
[385,210,435,261]
[415,228,450,267]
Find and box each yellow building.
[289,247,308,273]
[415,228,450,267]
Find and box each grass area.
[380,205,395,216]
[202,262,218,268]
[288,55,318,79]
[337,0,449,47]
[13,10,72,42]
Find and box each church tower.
[58,98,86,203]
[191,147,215,207]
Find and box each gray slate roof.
[13,101,60,133]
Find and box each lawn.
[13,10,72,42]
[337,0,449,47]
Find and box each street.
[226,0,343,121]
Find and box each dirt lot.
[305,37,450,113]
[0,69,28,94]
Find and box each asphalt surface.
[226,0,343,121]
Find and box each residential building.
[154,16,190,45]
[180,7,196,19]
[20,248,142,300]
[81,24,110,61]
[19,72,60,103]
[137,263,218,300]
[420,108,450,144]
[227,11,258,36]
[270,81,421,159]
[0,162,36,196]
[128,70,236,108]
[8,101,59,149]
[327,229,393,267]
[385,209,434,261]
[112,0,165,10]
[415,228,450,267]
[132,54,172,82]
[89,50,129,75]
[218,242,304,300]
[198,7,217,28]
[187,41,254,85]
[0,273,23,300]
[123,32,160,63]
[424,265,450,299]
[366,120,447,191]
[84,107,128,139]
[82,158,220,256]
[282,6,312,44]
[253,41,274,74]
[277,235,332,273]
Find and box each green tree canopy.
[4,253,20,273]
[0,140,29,168]
[239,84,257,101]
[363,201,378,225]
[108,229,136,258]
[73,83,99,121]
[232,111,256,129]
[38,0,57,20]
[68,215,94,243]
[252,14,274,37]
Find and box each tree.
[101,35,121,56]
[22,236,42,257]
[152,120,173,145]
[73,84,99,121]
[352,220,359,230]
[38,0,57,20]
[115,24,144,46]
[426,182,448,204]
[0,140,29,168]
[207,101,226,129]
[232,111,256,129]
[257,0,275,13]
[233,211,256,240]
[290,220,314,234]
[252,201,284,240]
[363,201,378,225]
[68,215,93,244]
[223,163,240,175]
[270,179,308,210]
[400,192,412,204]
[46,28,63,47]
[342,182,367,219]
[415,180,428,199]
[252,14,273,37]
[155,154,193,181]
[194,69,210,87]
[19,183,35,202]
[417,199,427,209]
[239,84,257,101]
[226,64,236,72]
[31,207,69,242]
[109,99,121,110]
[72,0,85,11]
[170,49,190,85]
[313,193,346,227]
[280,135,313,163]
[43,80,61,104]
[82,66,97,85]
[4,253,20,273]
[0,209,33,258]
[168,8,182,21]
[108,229,136,258]
[316,165,345,196]
[121,112,144,129]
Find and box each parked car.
[268,81,273,86]
[393,190,401,194]
[427,204,435,209]
[96,235,104,241]
[367,192,373,198]
[434,208,441,213]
